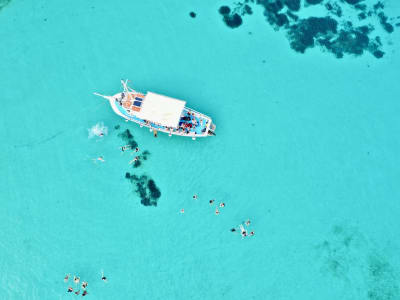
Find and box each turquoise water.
[1,0,400,299]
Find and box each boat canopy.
[136,92,186,128]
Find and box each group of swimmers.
[91,144,140,164]
[64,272,107,296]
[231,219,254,238]
[180,194,255,238]
[180,194,226,215]
[208,197,226,215]
[120,145,141,164]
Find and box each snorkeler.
[239,224,247,237]
[92,156,105,163]
[129,156,139,164]
[64,274,69,282]
[101,271,107,282]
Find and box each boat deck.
[112,93,210,137]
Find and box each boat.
[94,80,216,139]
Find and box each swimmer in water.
[245,219,251,226]
[74,276,80,284]
[250,231,255,236]
[129,156,139,164]
[215,208,220,215]
[121,145,132,152]
[135,147,140,152]
[230,228,236,232]
[180,208,185,214]
[101,271,107,282]
[239,224,247,237]
[193,194,198,199]
[75,290,80,295]
[64,274,69,282]
[82,290,88,296]
[67,287,73,293]
[219,203,225,208]
[92,156,105,163]
[82,282,88,289]
[209,199,214,205]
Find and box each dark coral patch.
[287,17,338,53]
[148,179,161,200]
[219,2,254,29]
[286,10,299,21]
[223,13,243,28]
[358,12,367,20]
[0,0,11,11]
[243,4,253,15]
[342,0,364,5]
[219,5,231,15]
[284,0,301,11]
[325,2,343,18]
[373,1,384,11]
[141,150,150,160]
[132,150,150,168]
[377,12,394,33]
[118,129,138,149]
[354,3,367,11]
[132,159,141,168]
[305,0,323,5]
[318,25,372,58]
[219,0,393,59]
[125,173,161,207]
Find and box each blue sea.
[1,0,400,299]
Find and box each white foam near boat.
[94,80,216,139]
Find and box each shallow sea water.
[1,0,400,299]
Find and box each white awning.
[136,92,186,128]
